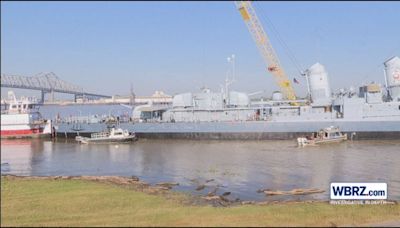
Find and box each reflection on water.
[1,139,399,201]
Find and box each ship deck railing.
[58,115,131,124]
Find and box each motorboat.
[75,127,136,144]
[297,126,347,147]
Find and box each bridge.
[1,72,111,103]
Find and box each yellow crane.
[235,1,297,101]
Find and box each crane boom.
[235,1,297,101]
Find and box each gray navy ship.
[57,56,400,140]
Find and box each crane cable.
[253,2,305,77]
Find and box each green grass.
[1,177,399,227]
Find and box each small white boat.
[75,127,136,144]
[297,126,347,147]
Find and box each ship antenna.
[231,54,236,83]
[225,54,236,106]
[383,68,390,100]
[302,69,311,101]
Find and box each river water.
[2,137,399,202]
[1,104,399,201]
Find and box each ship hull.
[1,132,51,139]
[55,119,400,140]
[133,131,399,140]
[76,136,136,144]
[1,113,52,139]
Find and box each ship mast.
[225,54,236,107]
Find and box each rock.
[207,187,218,197]
[195,184,206,191]
[257,188,270,193]
[80,175,96,181]
[61,176,72,180]
[189,178,200,184]
[218,201,229,207]
[264,190,285,195]
[69,176,78,180]
[201,195,220,201]
[293,188,325,195]
[138,181,150,187]
[155,185,172,190]
[145,188,161,194]
[155,186,171,191]
[156,182,179,188]
[256,201,270,206]
[131,176,139,181]
[241,201,255,205]
[108,176,131,185]
[145,186,170,194]
[264,188,325,196]
[219,196,230,202]
[78,176,138,185]
[222,191,231,196]
[205,179,215,183]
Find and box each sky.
[1,1,400,99]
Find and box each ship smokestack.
[384,56,400,101]
[305,63,332,106]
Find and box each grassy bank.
[1,176,399,227]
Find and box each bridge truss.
[1,72,111,102]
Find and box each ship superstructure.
[136,57,400,124]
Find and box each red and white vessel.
[1,91,52,139]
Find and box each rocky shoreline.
[2,174,398,207]
[1,174,335,207]
[10,174,397,208]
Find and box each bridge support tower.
[41,90,45,104]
